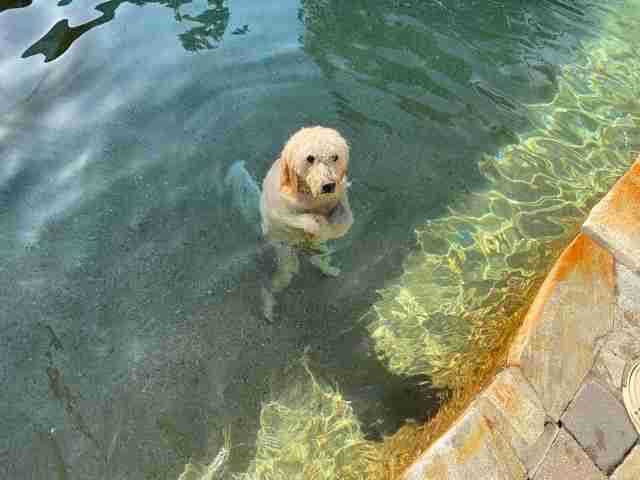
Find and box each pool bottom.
[179,0,640,477]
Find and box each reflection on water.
[0,0,32,14]
[15,0,231,62]
[1,0,635,479]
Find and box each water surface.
[0,0,622,478]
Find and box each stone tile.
[617,262,640,324]
[533,428,606,480]
[593,348,629,402]
[611,445,640,480]
[583,158,640,273]
[592,326,640,402]
[562,380,638,473]
[403,404,526,480]
[475,368,546,468]
[508,233,616,420]
[522,421,560,478]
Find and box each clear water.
[1,0,636,478]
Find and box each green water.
[370,0,640,392]
[1,1,638,478]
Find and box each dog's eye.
[332,154,339,162]
[306,155,315,164]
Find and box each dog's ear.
[339,138,350,182]
[279,141,298,196]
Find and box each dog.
[260,126,353,321]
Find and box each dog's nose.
[322,182,336,194]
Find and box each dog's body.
[261,157,352,246]
[259,126,353,321]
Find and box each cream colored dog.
[260,126,353,321]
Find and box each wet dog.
[260,126,353,321]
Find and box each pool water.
[1,0,639,478]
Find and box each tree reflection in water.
[12,0,231,62]
[0,0,33,14]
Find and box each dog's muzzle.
[321,182,336,194]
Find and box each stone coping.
[403,158,640,479]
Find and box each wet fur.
[259,126,354,321]
[260,126,353,245]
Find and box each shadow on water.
[0,0,617,478]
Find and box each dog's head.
[280,126,349,199]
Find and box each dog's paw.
[300,214,325,235]
[309,255,341,277]
[321,265,341,277]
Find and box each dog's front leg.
[327,195,353,239]
[307,196,353,277]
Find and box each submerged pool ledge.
[403,157,640,479]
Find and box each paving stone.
[477,368,546,457]
[583,158,640,273]
[533,428,606,480]
[617,262,640,324]
[403,404,526,480]
[591,273,640,402]
[591,326,640,402]
[611,445,640,480]
[562,380,638,473]
[522,421,560,478]
[593,348,629,402]
[508,233,616,420]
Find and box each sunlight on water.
[238,359,380,480]
[204,1,640,478]
[369,0,640,392]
